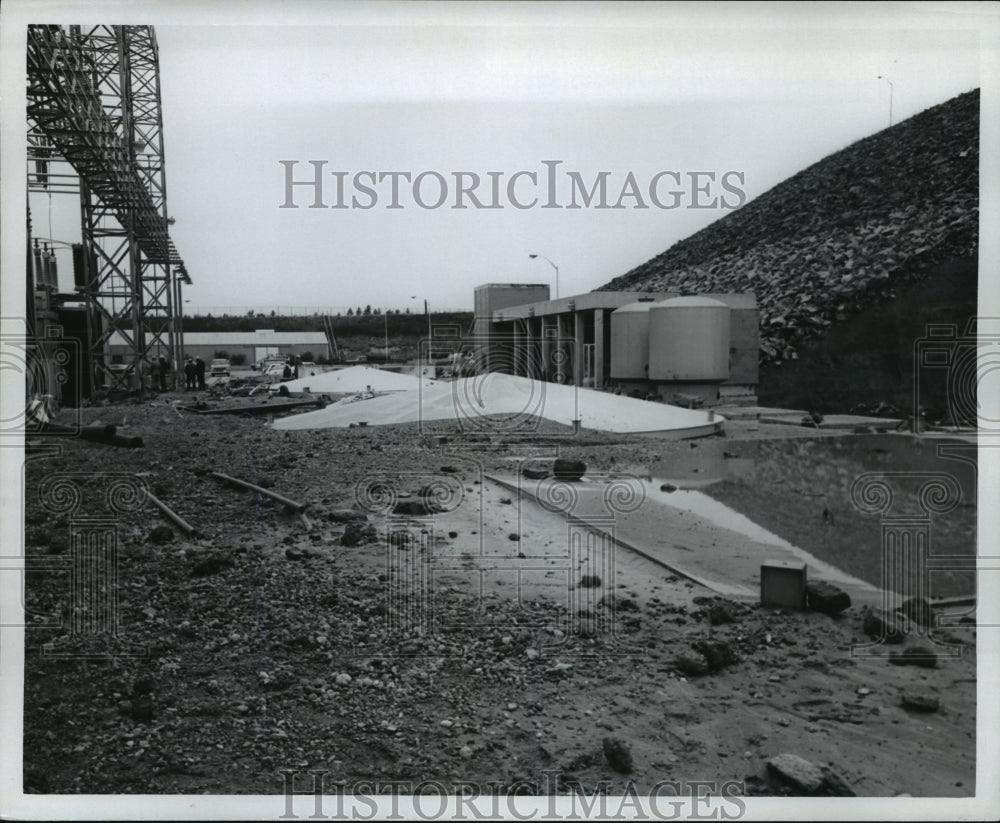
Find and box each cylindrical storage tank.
[610,302,653,379]
[648,296,730,381]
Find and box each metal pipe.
[147,491,198,536]
[208,471,308,512]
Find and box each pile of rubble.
[600,90,979,366]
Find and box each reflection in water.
[624,434,976,597]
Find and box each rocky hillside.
[600,90,979,370]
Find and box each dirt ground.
[19,390,977,798]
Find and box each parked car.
[210,358,231,377]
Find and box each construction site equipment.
[27,25,189,397]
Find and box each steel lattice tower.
[26,24,189,394]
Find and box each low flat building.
[107,328,330,365]
[476,284,759,405]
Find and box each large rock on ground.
[888,644,938,668]
[522,462,551,480]
[393,500,430,516]
[901,689,941,712]
[899,596,934,628]
[692,639,737,672]
[341,520,377,547]
[806,580,851,616]
[553,459,586,481]
[674,652,710,676]
[861,606,908,643]
[767,753,826,794]
[602,737,634,774]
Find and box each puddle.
[625,434,977,597]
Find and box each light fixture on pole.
[410,296,431,365]
[877,75,894,127]
[528,253,559,299]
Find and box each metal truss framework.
[26,24,189,393]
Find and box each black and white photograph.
[1,1,998,819]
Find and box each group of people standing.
[183,356,206,391]
[148,355,170,392]
[146,355,205,391]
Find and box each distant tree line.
[184,311,474,337]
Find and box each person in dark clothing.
[184,358,197,391]
[157,355,169,391]
[195,357,206,390]
[282,363,292,379]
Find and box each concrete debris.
[522,463,551,480]
[805,580,852,616]
[888,645,938,669]
[766,753,826,794]
[900,689,941,712]
[553,459,587,481]
[341,520,378,547]
[898,596,934,629]
[674,652,710,677]
[708,600,738,626]
[149,525,175,545]
[601,737,634,774]
[692,639,737,672]
[189,551,235,578]
[861,606,908,643]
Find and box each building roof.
[492,290,757,321]
[108,329,328,347]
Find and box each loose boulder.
[901,688,941,712]
[674,651,710,677]
[553,459,586,481]
[767,753,826,794]
[806,580,851,616]
[898,596,934,629]
[861,606,907,643]
[692,639,737,672]
[888,644,938,669]
[601,737,634,774]
[341,520,377,547]
[522,462,550,480]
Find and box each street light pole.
[528,253,559,299]
[877,75,894,127]
[384,311,388,362]
[411,296,431,367]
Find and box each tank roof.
[611,301,656,314]
[652,296,729,309]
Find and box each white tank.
[648,296,730,381]
[610,302,653,379]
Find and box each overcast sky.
[10,1,997,315]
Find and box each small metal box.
[760,559,807,610]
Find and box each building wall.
[482,288,759,400]
[474,284,550,338]
[108,342,324,363]
[726,307,760,386]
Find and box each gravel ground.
[19,392,977,798]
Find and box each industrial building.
[474,284,759,405]
[107,329,330,366]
